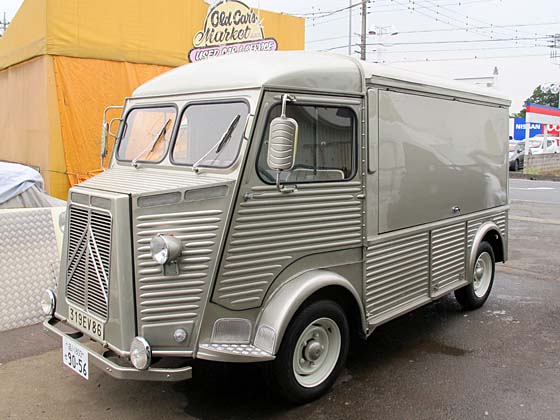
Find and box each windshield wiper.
[192,114,241,173]
[131,118,171,167]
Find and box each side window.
[257,103,356,183]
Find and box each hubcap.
[473,251,492,298]
[293,317,341,388]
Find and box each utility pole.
[348,1,352,55]
[550,33,560,66]
[0,12,9,37]
[360,1,367,61]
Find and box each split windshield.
[116,101,249,168]
[117,107,177,162]
[172,102,249,168]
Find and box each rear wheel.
[455,241,495,309]
[266,300,349,404]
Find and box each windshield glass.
[172,102,249,168]
[117,106,177,162]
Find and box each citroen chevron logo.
[87,224,109,304]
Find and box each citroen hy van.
[42,52,509,403]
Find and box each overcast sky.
[3,0,560,113]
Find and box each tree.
[512,85,559,118]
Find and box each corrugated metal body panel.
[467,211,507,250]
[80,167,231,195]
[365,232,430,322]
[213,182,364,310]
[135,209,222,325]
[66,205,112,320]
[431,222,466,293]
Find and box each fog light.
[173,328,187,343]
[129,337,151,370]
[150,234,182,265]
[40,289,56,317]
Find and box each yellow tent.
[0,0,304,199]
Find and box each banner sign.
[545,124,560,137]
[513,118,560,139]
[513,118,541,140]
[189,0,278,63]
[526,102,560,118]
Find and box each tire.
[513,159,519,172]
[266,300,349,404]
[455,241,495,310]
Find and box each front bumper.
[43,318,192,382]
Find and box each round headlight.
[150,234,182,265]
[41,289,56,317]
[129,336,151,370]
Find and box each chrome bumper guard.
[43,318,192,382]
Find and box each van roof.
[133,51,510,106]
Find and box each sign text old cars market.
[189,0,278,62]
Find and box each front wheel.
[455,241,495,309]
[266,300,349,404]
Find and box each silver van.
[42,52,509,403]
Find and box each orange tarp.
[0,56,68,198]
[53,57,172,185]
[0,0,305,197]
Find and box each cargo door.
[377,90,508,233]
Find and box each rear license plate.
[68,306,104,340]
[62,336,89,380]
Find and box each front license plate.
[63,336,89,380]
[68,306,104,340]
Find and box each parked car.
[526,135,560,155]
[508,141,525,171]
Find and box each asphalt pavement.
[510,178,560,204]
[1,178,559,420]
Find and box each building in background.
[0,0,304,199]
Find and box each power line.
[391,53,549,63]
[294,1,365,18]
[306,21,560,45]
[398,21,560,35]
[296,0,494,19]
[365,35,553,46]
[306,7,362,27]
[391,0,511,40]
[374,44,551,54]
[417,0,541,37]
[318,35,554,51]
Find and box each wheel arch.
[468,222,505,282]
[253,270,367,355]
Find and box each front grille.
[66,205,112,320]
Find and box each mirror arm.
[275,171,297,194]
[100,106,124,170]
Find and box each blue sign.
[513,118,542,140]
